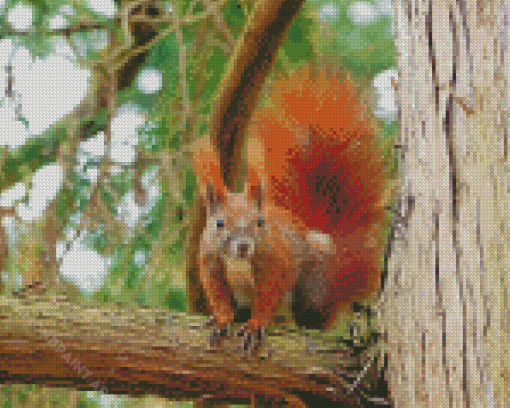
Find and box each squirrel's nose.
[238,243,249,258]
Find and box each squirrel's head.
[202,170,266,260]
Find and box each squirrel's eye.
[257,218,264,228]
[216,219,224,228]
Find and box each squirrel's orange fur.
[193,67,388,333]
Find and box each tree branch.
[0,294,386,406]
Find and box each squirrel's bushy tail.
[248,68,389,328]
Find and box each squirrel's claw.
[205,316,233,344]
[237,324,265,353]
[205,317,265,353]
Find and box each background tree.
[381,0,509,406]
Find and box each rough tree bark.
[0,294,382,407]
[381,0,509,406]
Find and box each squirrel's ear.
[192,139,226,207]
[205,183,225,208]
[246,168,264,209]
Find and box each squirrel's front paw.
[205,316,233,344]
[236,324,265,353]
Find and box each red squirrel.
[193,67,389,347]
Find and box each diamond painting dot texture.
[0,0,507,406]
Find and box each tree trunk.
[382,0,509,406]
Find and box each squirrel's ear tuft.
[205,183,225,207]
[246,168,264,209]
[192,139,226,206]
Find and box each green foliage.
[183,165,196,205]
[281,15,314,63]
[118,32,180,112]
[188,46,229,117]
[380,120,399,174]
[278,1,396,77]
[78,400,100,408]
[0,125,69,191]
[224,0,247,27]
[165,287,187,311]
